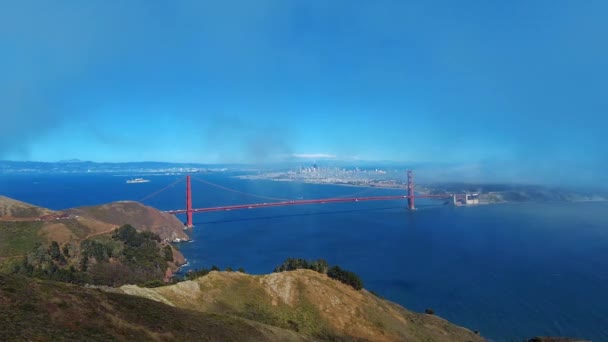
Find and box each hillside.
[0,273,310,342]
[117,269,485,341]
[12,225,184,287]
[0,195,54,218]
[1,197,189,260]
[66,201,189,242]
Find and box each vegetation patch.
[0,221,44,257]
[0,273,304,341]
[10,224,178,287]
[274,258,363,290]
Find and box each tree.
[62,243,70,258]
[50,241,61,261]
[225,266,233,272]
[211,265,220,271]
[237,267,246,273]
[327,266,363,290]
[163,245,174,262]
[273,257,364,290]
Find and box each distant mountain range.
[0,160,236,174]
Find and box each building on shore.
[453,193,480,206]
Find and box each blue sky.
[1,1,607,185]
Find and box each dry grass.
[0,273,312,341]
[66,201,190,241]
[0,195,53,218]
[117,270,485,342]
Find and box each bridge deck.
[166,194,451,214]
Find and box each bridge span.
[152,170,452,228]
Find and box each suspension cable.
[334,186,376,198]
[139,177,184,202]
[191,176,291,201]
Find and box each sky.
[1,1,607,186]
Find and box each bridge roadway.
[166,194,451,214]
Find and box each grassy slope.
[66,201,190,241]
[0,197,189,271]
[0,195,54,218]
[119,270,485,342]
[0,221,44,257]
[0,274,311,342]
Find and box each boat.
[126,178,150,184]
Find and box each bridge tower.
[407,170,415,210]
[186,175,193,228]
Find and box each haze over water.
[2,173,607,341]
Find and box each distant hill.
[0,274,309,341]
[66,201,189,242]
[0,195,54,218]
[0,197,189,275]
[117,269,485,341]
[13,224,185,287]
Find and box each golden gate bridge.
[142,170,452,228]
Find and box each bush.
[425,308,435,315]
[184,268,210,280]
[327,266,363,290]
[163,245,174,262]
[273,258,363,290]
[273,258,329,273]
[141,279,165,288]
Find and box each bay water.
[1,173,607,341]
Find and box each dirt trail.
[82,227,118,240]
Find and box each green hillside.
[0,273,309,341]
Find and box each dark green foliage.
[425,308,435,315]
[238,267,246,273]
[309,259,329,274]
[327,266,363,290]
[225,266,233,272]
[50,241,61,261]
[141,279,165,288]
[185,268,211,280]
[62,244,70,258]
[14,224,171,287]
[163,245,174,262]
[274,258,363,290]
[274,258,309,272]
[211,265,220,271]
[81,239,114,262]
[112,224,161,247]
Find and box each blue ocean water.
[1,173,607,341]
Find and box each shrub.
[425,308,435,315]
[184,268,210,280]
[327,266,363,290]
[274,258,363,290]
[141,279,165,288]
[163,245,174,262]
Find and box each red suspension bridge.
[143,170,453,228]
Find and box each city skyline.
[1,1,607,186]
